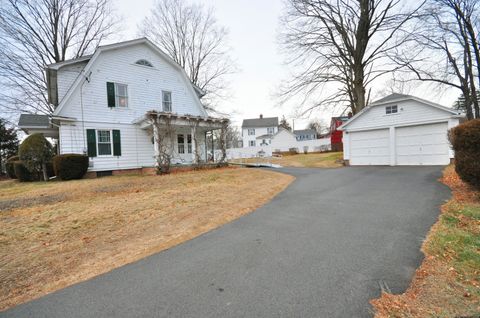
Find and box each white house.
[340,93,464,166]
[293,129,317,141]
[241,115,279,147]
[18,38,227,175]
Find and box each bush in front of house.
[13,161,34,182]
[53,154,89,180]
[19,133,53,181]
[5,155,19,179]
[449,119,480,189]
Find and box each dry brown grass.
[371,165,480,317]
[231,152,344,168]
[0,167,294,311]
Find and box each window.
[386,105,398,114]
[97,130,112,156]
[177,134,185,154]
[115,83,128,107]
[187,134,192,153]
[248,128,255,135]
[106,82,128,108]
[162,91,172,112]
[267,127,275,134]
[249,140,256,147]
[135,59,153,67]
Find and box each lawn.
[371,166,480,317]
[0,167,294,311]
[231,152,344,168]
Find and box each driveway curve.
[1,166,450,318]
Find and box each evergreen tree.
[0,119,19,174]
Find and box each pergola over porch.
[133,111,229,169]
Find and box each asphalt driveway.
[1,166,450,318]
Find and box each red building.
[330,116,351,151]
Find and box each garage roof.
[340,93,462,130]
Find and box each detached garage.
[341,93,464,166]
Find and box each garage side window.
[386,105,398,114]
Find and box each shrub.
[53,154,89,180]
[449,119,480,189]
[13,161,33,182]
[5,155,19,179]
[19,134,53,181]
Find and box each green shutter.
[86,129,97,157]
[113,130,121,156]
[106,82,116,107]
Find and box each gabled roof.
[18,114,50,128]
[242,117,278,128]
[293,129,316,136]
[340,93,463,130]
[51,37,208,117]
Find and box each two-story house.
[18,38,227,176]
[241,115,278,147]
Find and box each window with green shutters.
[86,129,121,157]
[106,82,128,107]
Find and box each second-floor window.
[163,91,172,112]
[248,128,255,135]
[267,127,275,134]
[106,82,128,108]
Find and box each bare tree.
[395,0,479,119]
[139,0,236,112]
[0,0,119,118]
[279,0,423,115]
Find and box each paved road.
[2,167,450,318]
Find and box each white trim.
[342,118,451,132]
[96,129,113,157]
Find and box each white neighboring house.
[293,129,317,141]
[340,93,464,166]
[241,115,279,147]
[18,38,227,175]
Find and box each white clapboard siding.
[58,43,205,123]
[345,100,453,131]
[57,62,88,103]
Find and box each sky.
[116,0,460,130]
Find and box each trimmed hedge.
[53,154,89,180]
[13,161,33,182]
[6,155,19,179]
[449,119,480,189]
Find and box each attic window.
[386,105,398,114]
[135,59,153,67]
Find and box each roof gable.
[341,93,462,130]
[52,38,208,117]
[242,117,278,128]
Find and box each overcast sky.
[116,0,459,129]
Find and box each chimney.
[259,114,263,119]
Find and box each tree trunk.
[42,162,48,181]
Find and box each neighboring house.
[241,115,279,147]
[340,93,464,166]
[293,129,317,141]
[18,38,227,176]
[329,116,350,151]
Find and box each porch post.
[191,124,197,164]
[152,118,159,167]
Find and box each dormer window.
[386,105,398,114]
[135,59,153,67]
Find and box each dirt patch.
[231,152,344,168]
[0,168,294,311]
[371,166,480,317]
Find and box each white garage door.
[349,129,390,165]
[395,122,450,165]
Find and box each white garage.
[341,93,464,166]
